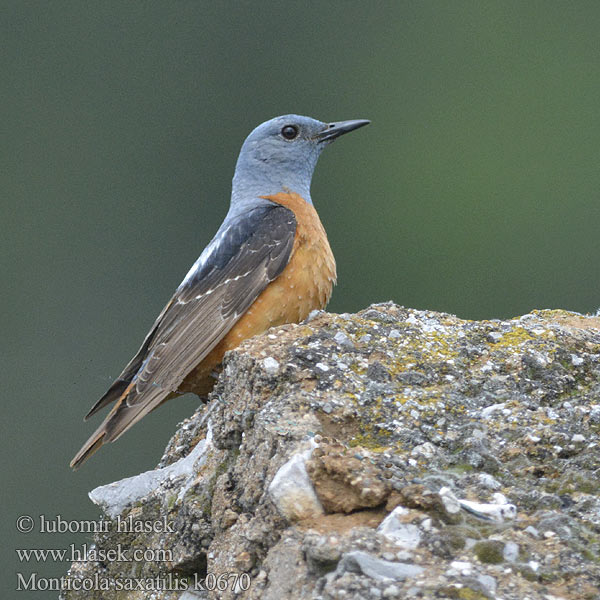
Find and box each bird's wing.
[72,202,296,467]
[83,297,175,420]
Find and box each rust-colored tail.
[70,426,107,470]
[70,376,173,469]
[70,379,137,470]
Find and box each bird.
[71,114,370,469]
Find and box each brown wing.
[71,203,296,468]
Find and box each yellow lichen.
[489,327,536,349]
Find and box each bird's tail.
[70,379,137,470]
[70,377,171,469]
[70,424,107,470]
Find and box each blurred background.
[3,2,600,596]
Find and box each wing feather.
[74,202,296,463]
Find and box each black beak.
[315,119,370,143]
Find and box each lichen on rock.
[62,304,600,599]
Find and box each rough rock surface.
[62,304,600,600]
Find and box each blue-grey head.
[231,114,369,207]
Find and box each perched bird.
[71,114,369,469]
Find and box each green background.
[4,2,599,596]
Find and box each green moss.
[557,472,600,495]
[581,546,599,562]
[442,587,490,600]
[455,590,489,600]
[184,447,240,518]
[518,564,539,582]
[348,433,391,452]
[473,540,505,564]
[447,463,475,474]
[166,494,177,512]
[439,527,468,551]
[538,570,559,583]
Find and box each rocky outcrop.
[62,304,600,600]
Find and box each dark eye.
[281,125,299,140]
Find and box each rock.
[503,541,520,562]
[410,441,437,459]
[477,574,498,596]
[261,356,280,376]
[88,427,213,518]
[438,487,462,521]
[333,330,355,349]
[268,446,324,521]
[477,473,502,491]
[377,507,422,550]
[334,550,424,581]
[305,440,391,513]
[458,494,517,523]
[60,305,600,599]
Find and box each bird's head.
[231,114,369,206]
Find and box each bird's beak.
[315,119,371,143]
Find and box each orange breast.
[179,192,336,395]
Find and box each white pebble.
[262,357,280,375]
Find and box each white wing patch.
[178,228,227,289]
[193,270,253,300]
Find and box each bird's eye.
[281,125,299,140]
